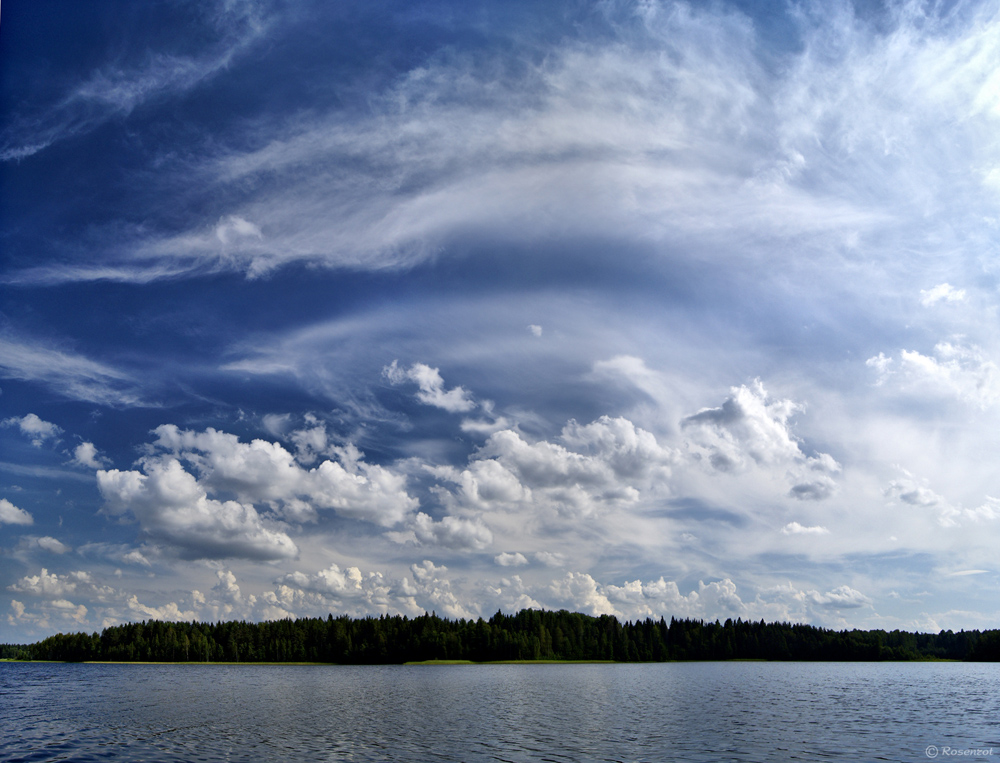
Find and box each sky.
[2,0,1000,643]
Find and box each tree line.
[3,609,1000,663]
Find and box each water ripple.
[2,662,999,762]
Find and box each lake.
[1,661,998,762]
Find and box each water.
[1,661,998,762]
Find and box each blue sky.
[3,0,1000,642]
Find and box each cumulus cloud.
[870,343,1000,409]
[884,473,1000,528]
[147,425,417,526]
[97,457,299,561]
[8,569,93,598]
[534,551,566,567]
[437,416,675,517]
[781,522,830,536]
[548,572,617,616]
[36,537,72,554]
[920,283,967,306]
[70,442,110,469]
[383,360,476,413]
[2,414,62,447]
[126,595,198,623]
[411,511,493,551]
[885,475,944,508]
[272,559,475,620]
[0,499,33,525]
[681,381,840,498]
[682,381,804,471]
[591,575,875,624]
[494,552,529,567]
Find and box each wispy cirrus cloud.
[0,336,144,406]
[11,0,1000,285]
[0,0,272,163]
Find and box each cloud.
[35,537,72,554]
[384,361,476,413]
[0,499,33,525]
[548,572,617,617]
[8,569,91,598]
[148,425,417,526]
[0,0,270,162]
[70,442,110,469]
[920,283,967,306]
[788,478,837,501]
[2,414,63,447]
[528,325,543,337]
[683,381,804,471]
[97,458,299,561]
[871,343,1000,408]
[884,473,1000,528]
[12,0,955,284]
[126,595,198,623]
[885,475,944,508]
[411,511,493,551]
[494,552,529,567]
[806,585,872,610]
[781,522,830,536]
[215,215,263,246]
[0,337,141,405]
[534,551,566,567]
[272,560,477,620]
[681,381,840,500]
[93,422,426,558]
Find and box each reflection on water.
[2,661,999,762]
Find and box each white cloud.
[682,381,804,471]
[71,442,110,469]
[781,522,830,536]
[806,585,872,610]
[920,283,967,306]
[0,499,33,526]
[441,416,674,518]
[0,0,270,163]
[126,595,198,623]
[383,360,476,413]
[0,337,141,405]
[494,552,529,567]
[411,511,493,551]
[8,569,92,598]
[215,215,263,245]
[534,551,566,567]
[2,414,63,447]
[97,457,299,561]
[124,550,152,567]
[871,342,1000,409]
[681,381,840,500]
[884,473,1000,528]
[35,537,71,554]
[903,344,1000,408]
[148,425,417,526]
[528,325,543,337]
[547,572,617,616]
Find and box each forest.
[3,609,1000,663]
